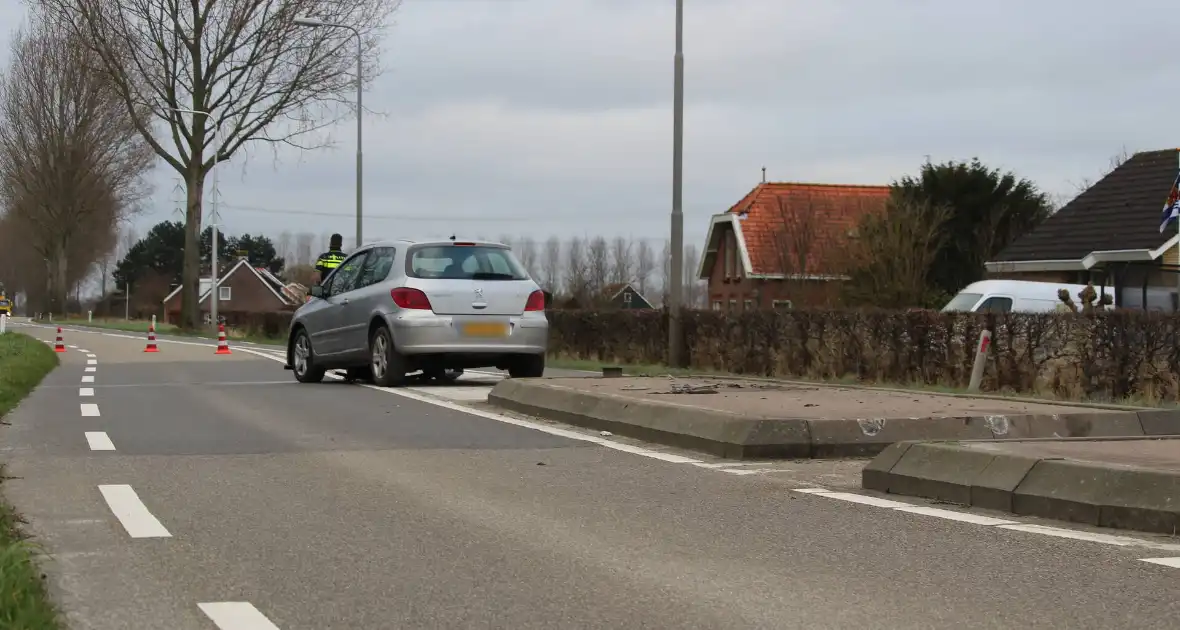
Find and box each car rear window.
[407,245,529,280]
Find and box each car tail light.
[391,287,432,310]
[452,242,475,247]
[524,290,545,311]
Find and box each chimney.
[761,166,767,183]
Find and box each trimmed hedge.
[233,308,1180,404]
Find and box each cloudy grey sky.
[1,0,1176,256]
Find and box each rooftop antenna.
[449,234,456,241]
[761,166,766,183]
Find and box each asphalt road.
[5,321,1180,629]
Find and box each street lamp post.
[294,16,364,249]
[668,0,686,367]
[171,107,222,330]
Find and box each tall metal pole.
[668,0,685,367]
[294,18,364,249]
[355,33,363,249]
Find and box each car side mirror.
[310,285,325,299]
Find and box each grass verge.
[0,332,63,629]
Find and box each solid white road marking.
[85,366,95,372]
[80,403,100,417]
[198,602,281,630]
[800,491,914,509]
[86,359,97,365]
[1140,557,1180,568]
[893,506,1016,526]
[97,484,171,538]
[85,432,115,451]
[997,524,1143,547]
[79,387,94,397]
[81,375,94,383]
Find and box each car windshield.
[407,245,529,280]
[941,292,983,312]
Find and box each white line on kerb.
[81,375,94,383]
[198,602,281,630]
[80,403,100,417]
[79,387,94,397]
[97,484,170,538]
[85,431,115,451]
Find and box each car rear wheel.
[508,354,545,378]
[292,329,326,383]
[369,326,407,387]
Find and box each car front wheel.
[292,329,326,383]
[369,326,407,387]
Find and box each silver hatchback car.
[283,238,548,386]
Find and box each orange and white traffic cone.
[214,323,232,355]
[143,324,159,353]
[54,327,66,353]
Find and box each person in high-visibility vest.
[313,233,348,286]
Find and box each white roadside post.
[1,314,7,335]
[88,310,93,323]
[967,329,992,393]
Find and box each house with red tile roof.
[697,181,890,311]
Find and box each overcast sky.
[1,0,1176,256]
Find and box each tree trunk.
[179,168,206,330]
[53,240,69,315]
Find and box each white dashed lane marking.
[97,484,170,538]
[85,431,115,451]
[82,375,94,383]
[79,387,94,397]
[198,602,282,629]
[86,359,97,365]
[80,403,100,417]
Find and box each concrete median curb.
[862,437,1180,535]
[487,379,1180,459]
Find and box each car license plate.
[461,322,508,337]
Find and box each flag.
[1161,170,1180,233]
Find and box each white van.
[940,279,1106,313]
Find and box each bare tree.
[541,235,562,292]
[659,238,672,306]
[277,230,294,265]
[497,233,516,251]
[771,193,823,282]
[586,236,610,297]
[295,232,314,266]
[0,12,153,313]
[682,244,703,308]
[38,0,399,328]
[634,239,655,296]
[841,198,951,309]
[608,236,634,286]
[564,237,590,303]
[515,236,538,278]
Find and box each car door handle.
[472,301,487,309]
